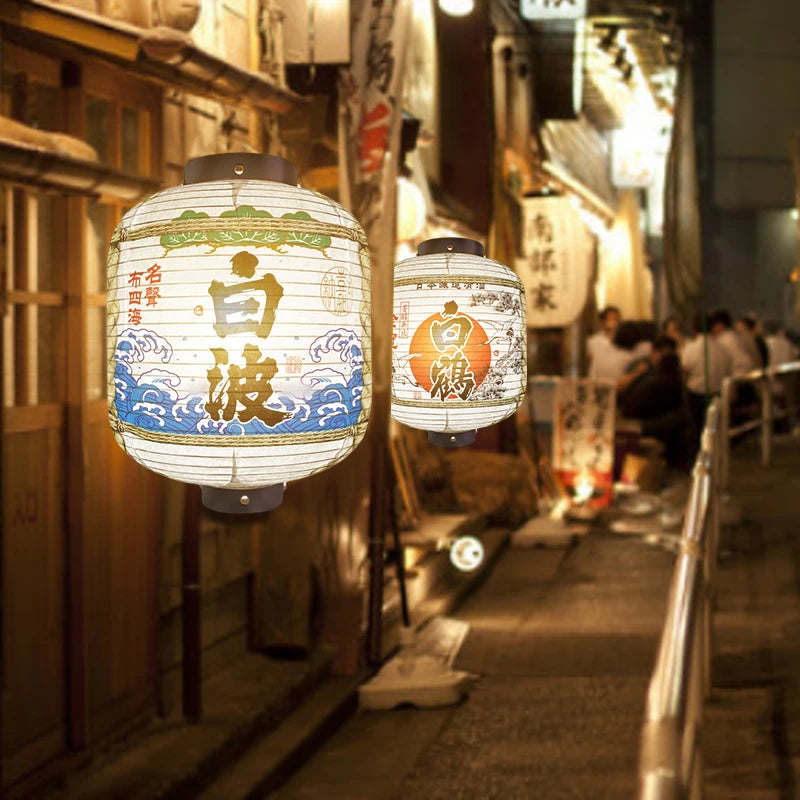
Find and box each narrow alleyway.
[259,438,800,800]
[266,525,676,798]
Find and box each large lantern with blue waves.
[107,154,371,513]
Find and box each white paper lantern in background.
[391,237,526,446]
[396,175,427,242]
[107,153,371,513]
[517,195,593,328]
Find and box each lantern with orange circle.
[391,238,526,446]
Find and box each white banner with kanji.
[517,196,592,328]
[552,378,616,506]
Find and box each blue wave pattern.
[113,327,364,436]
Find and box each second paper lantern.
[391,237,526,446]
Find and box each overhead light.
[438,0,474,16]
[396,175,427,242]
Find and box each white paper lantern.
[107,153,371,512]
[517,195,593,328]
[391,237,526,446]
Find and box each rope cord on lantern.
[393,275,523,290]
[390,396,522,409]
[112,418,369,446]
[112,217,369,248]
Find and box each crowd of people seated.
[586,305,799,467]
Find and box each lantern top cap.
[184,153,298,186]
[417,237,484,257]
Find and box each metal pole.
[366,425,389,665]
[182,483,202,720]
[761,376,772,466]
[719,379,731,491]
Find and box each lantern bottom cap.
[427,430,477,448]
[200,483,285,514]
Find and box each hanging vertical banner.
[552,378,616,507]
[339,0,413,396]
[516,195,592,328]
[340,0,413,233]
[520,0,587,21]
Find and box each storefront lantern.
[391,237,526,446]
[107,153,371,513]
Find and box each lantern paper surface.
[107,177,371,490]
[391,245,526,435]
[517,196,592,328]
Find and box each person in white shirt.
[765,320,799,365]
[710,309,754,377]
[587,306,621,377]
[764,320,799,427]
[681,312,733,444]
[662,316,686,354]
[591,320,640,382]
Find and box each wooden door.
[1,45,70,785]
[71,60,165,745]
[1,44,164,786]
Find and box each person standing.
[662,316,686,353]
[765,320,799,365]
[681,312,733,442]
[710,308,754,376]
[587,306,621,377]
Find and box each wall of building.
[713,0,800,209]
[706,0,800,323]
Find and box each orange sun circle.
[409,310,491,396]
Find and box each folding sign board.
[552,378,616,508]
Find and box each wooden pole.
[181,483,202,720]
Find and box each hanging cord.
[306,0,317,85]
[388,455,410,628]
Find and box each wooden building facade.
[0,0,308,791]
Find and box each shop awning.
[539,117,617,223]
[0,0,303,114]
[0,120,160,200]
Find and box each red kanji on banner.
[358,102,390,176]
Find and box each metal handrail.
[720,360,800,489]
[638,401,721,800]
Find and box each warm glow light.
[791,208,799,221]
[438,0,474,16]
[449,535,484,572]
[573,471,595,504]
[107,154,371,512]
[397,176,427,242]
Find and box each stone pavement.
[266,438,800,799]
[270,527,676,799]
[705,437,800,799]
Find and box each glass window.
[86,306,106,401]
[37,194,64,293]
[86,200,109,295]
[26,81,62,131]
[86,96,111,163]
[121,107,140,174]
[37,306,65,404]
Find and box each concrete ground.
[262,438,800,800]
[269,530,675,799]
